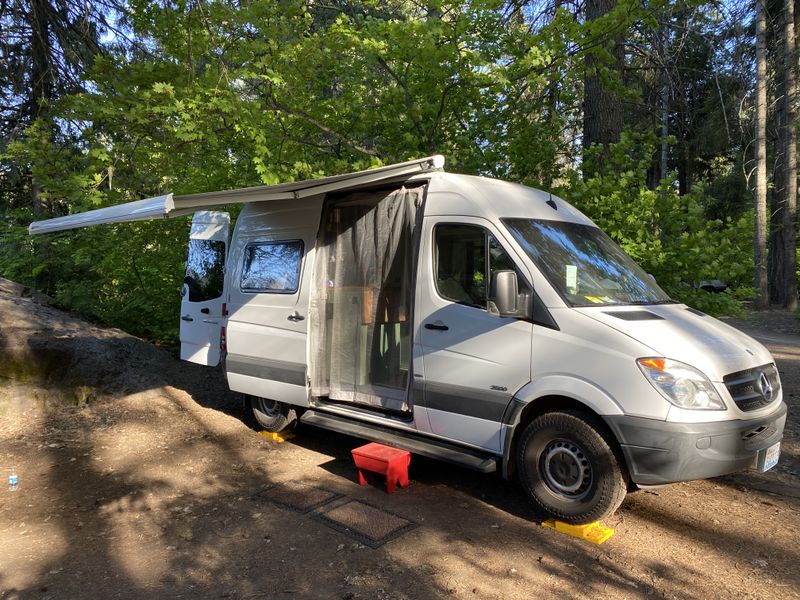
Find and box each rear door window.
[184,240,226,302]
[240,240,304,293]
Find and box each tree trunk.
[659,18,670,182]
[768,202,786,304]
[755,0,770,309]
[28,0,53,216]
[583,0,624,172]
[660,79,669,181]
[770,0,787,306]
[783,0,798,310]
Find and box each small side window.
[241,240,303,293]
[184,239,226,302]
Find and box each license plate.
[758,442,781,472]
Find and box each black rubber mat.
[255,482,342,514]
[314,499,418,548]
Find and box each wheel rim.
[254,397,280,418]
[540,439,592,500]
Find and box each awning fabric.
[29,155,445,235]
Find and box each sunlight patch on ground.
[0,522,67,592]
[104,509,171,586]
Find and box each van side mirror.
[488,270,521,317]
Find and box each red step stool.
[351,442,411,494]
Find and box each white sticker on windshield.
[566,265,577,291]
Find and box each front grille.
[723,363,781,412]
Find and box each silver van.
[31,156,786,524]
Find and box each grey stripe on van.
[226,354,306,387]
[423,381,510,422]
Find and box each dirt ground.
[0,292,798,600]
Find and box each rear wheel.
[516,410,626,525]
[250,396,297,433]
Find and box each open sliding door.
[309,185,425,413]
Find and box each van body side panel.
[224,197,323,407]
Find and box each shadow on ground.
[2,294,799,599]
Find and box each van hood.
[575,304,774,382]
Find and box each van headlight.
[637,358,726,410]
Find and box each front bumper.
[605,402,787,486]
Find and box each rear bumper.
[605,402,787,486]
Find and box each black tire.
[516,410,627,525]
[250,396,297,433]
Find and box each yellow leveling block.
[259,431,295,443]
[541,519,615,544]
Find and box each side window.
[434,224,529,308]
[184,240,225,302]
[241,240,303,293]
[435,225,486,306]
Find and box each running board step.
[299,409,499,473]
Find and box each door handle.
[424,322,448,331]
[181,315,194,322]
[287,311,305,322]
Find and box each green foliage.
[0,210,186,345]
[558,133,751,316]
[3,0,760,346]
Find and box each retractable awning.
[29,155,445,235]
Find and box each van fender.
[500,375,625,479]
[509,375,625,420]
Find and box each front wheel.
[249,396,297,433]
[516,411,627,525]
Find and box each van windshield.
[504,218,673,307]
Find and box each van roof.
[419,171,593,226]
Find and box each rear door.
[180,211,230,365]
